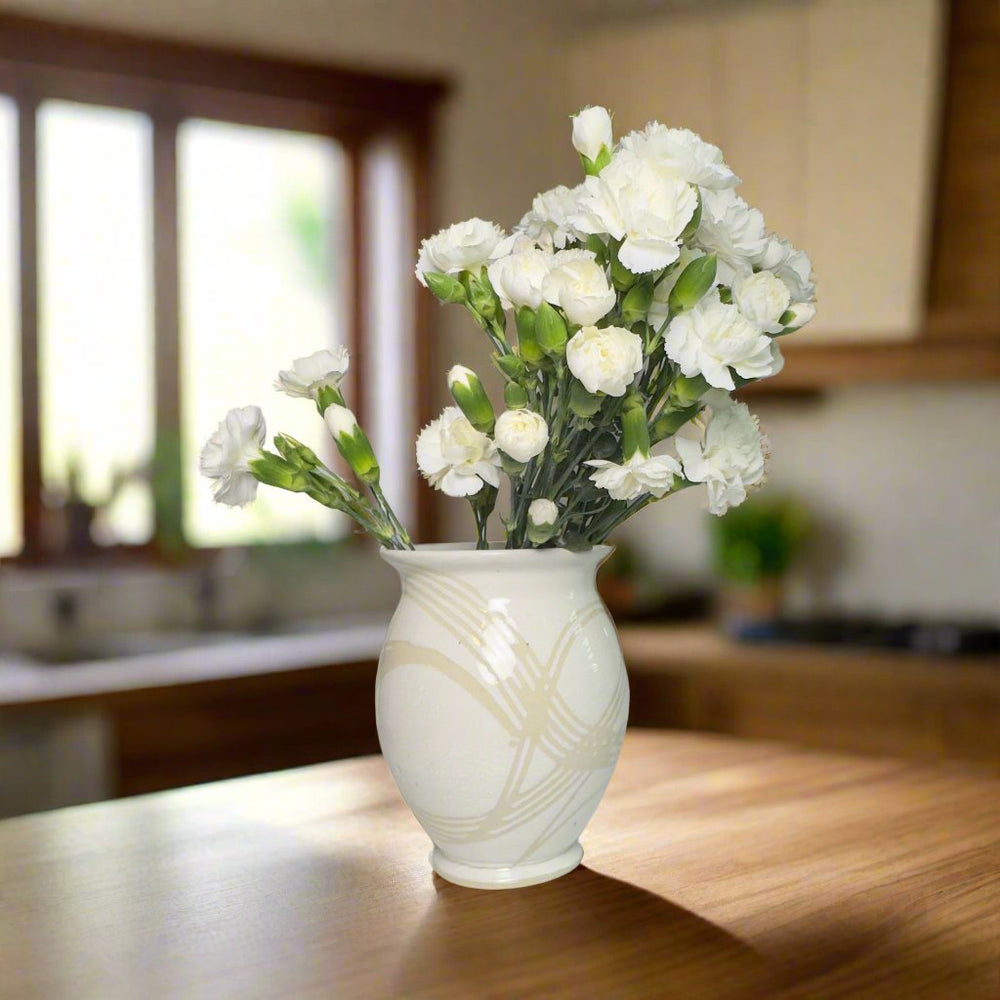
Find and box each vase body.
[376,543,629,889]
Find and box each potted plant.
[712,494,811,627]
[200,105,816,888]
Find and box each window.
[179,119,349,547]
[0,95,18,555]
[37,100,155,546]
[0,16,444,560]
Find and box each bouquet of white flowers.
[201,105,815,550]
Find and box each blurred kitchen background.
[0,0,997,817]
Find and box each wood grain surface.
[0,730,998,999]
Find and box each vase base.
[430,842,583,890]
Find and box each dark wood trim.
[151,114,183,552]
[923,0,999,339]
[410,118,440,543]
[742,339,1000,396]
[347,138,368,428]
[16,90,41,556]
[0,14,449,119]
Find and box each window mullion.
[152,112,183,553]
[16,91,41,557]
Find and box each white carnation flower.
[487,246,553,311]
[696,188,767,283]
[572,148,698,274]
[754,234,816,303]
[415,218,506,287]
[732,270,790,334]
[566,325,644,397]
[586,452,682,501]
[199,405,266,507]
[572,105,613,161]
[541,248,616,326]
[619,123,738,190]
[675,394,767,516]
[517,184,587,250]
[274,347,349,400]
[664,289,780,390]
[528,498,559,527]
[416,406,501,498]
[494,409,549,464]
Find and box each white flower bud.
[541,249,615,327]
[528,498,558,527]
[572,106,613,162]
[487,247,553,310]
[494,409,549,464]
[324,403,358,439]
[566,325,644,397]
[732,270,790,334]
[784,301,816,330]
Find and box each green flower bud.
[503,381,529,409]
[534,301,568,358]
[650,403,700,444]
[423,271,467,304]
[324,404,380,485]
[680,189,703,242]
[568,379,603,418]
[494,353,527,382]
[611,250,636,292]
[500,452,525,478]
[621,394,650,460]
[668,253,717,314]
[585,234,608,263]
[670,374,710,407]
[465,271,503,322]
[249,453,311,492]
[447,364,495,434]
[515,306,545,365]
[315,384,345,414]
[579,146,612,177]
[621,277,655,327]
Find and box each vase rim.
[379,542,614,570]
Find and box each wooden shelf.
[743,338,1000,395]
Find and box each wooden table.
[1,732,998,999]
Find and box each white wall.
[617,385,1000,619]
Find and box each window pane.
[38,100,155,546]
[0,96,19,556]
[364,135,416,532]
[179,119,349,547]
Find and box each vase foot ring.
[430,842,583,890]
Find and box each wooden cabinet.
[622,625,1000,771]
[569,0,1000,386]
[569,0,945,343]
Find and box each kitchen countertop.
[1,730,997,999]
[0,617,387,708]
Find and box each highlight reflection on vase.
[377,544,629,889]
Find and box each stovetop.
[731,617,1000,657]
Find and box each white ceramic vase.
[376,543,629,890]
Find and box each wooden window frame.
[0,14,447,561]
